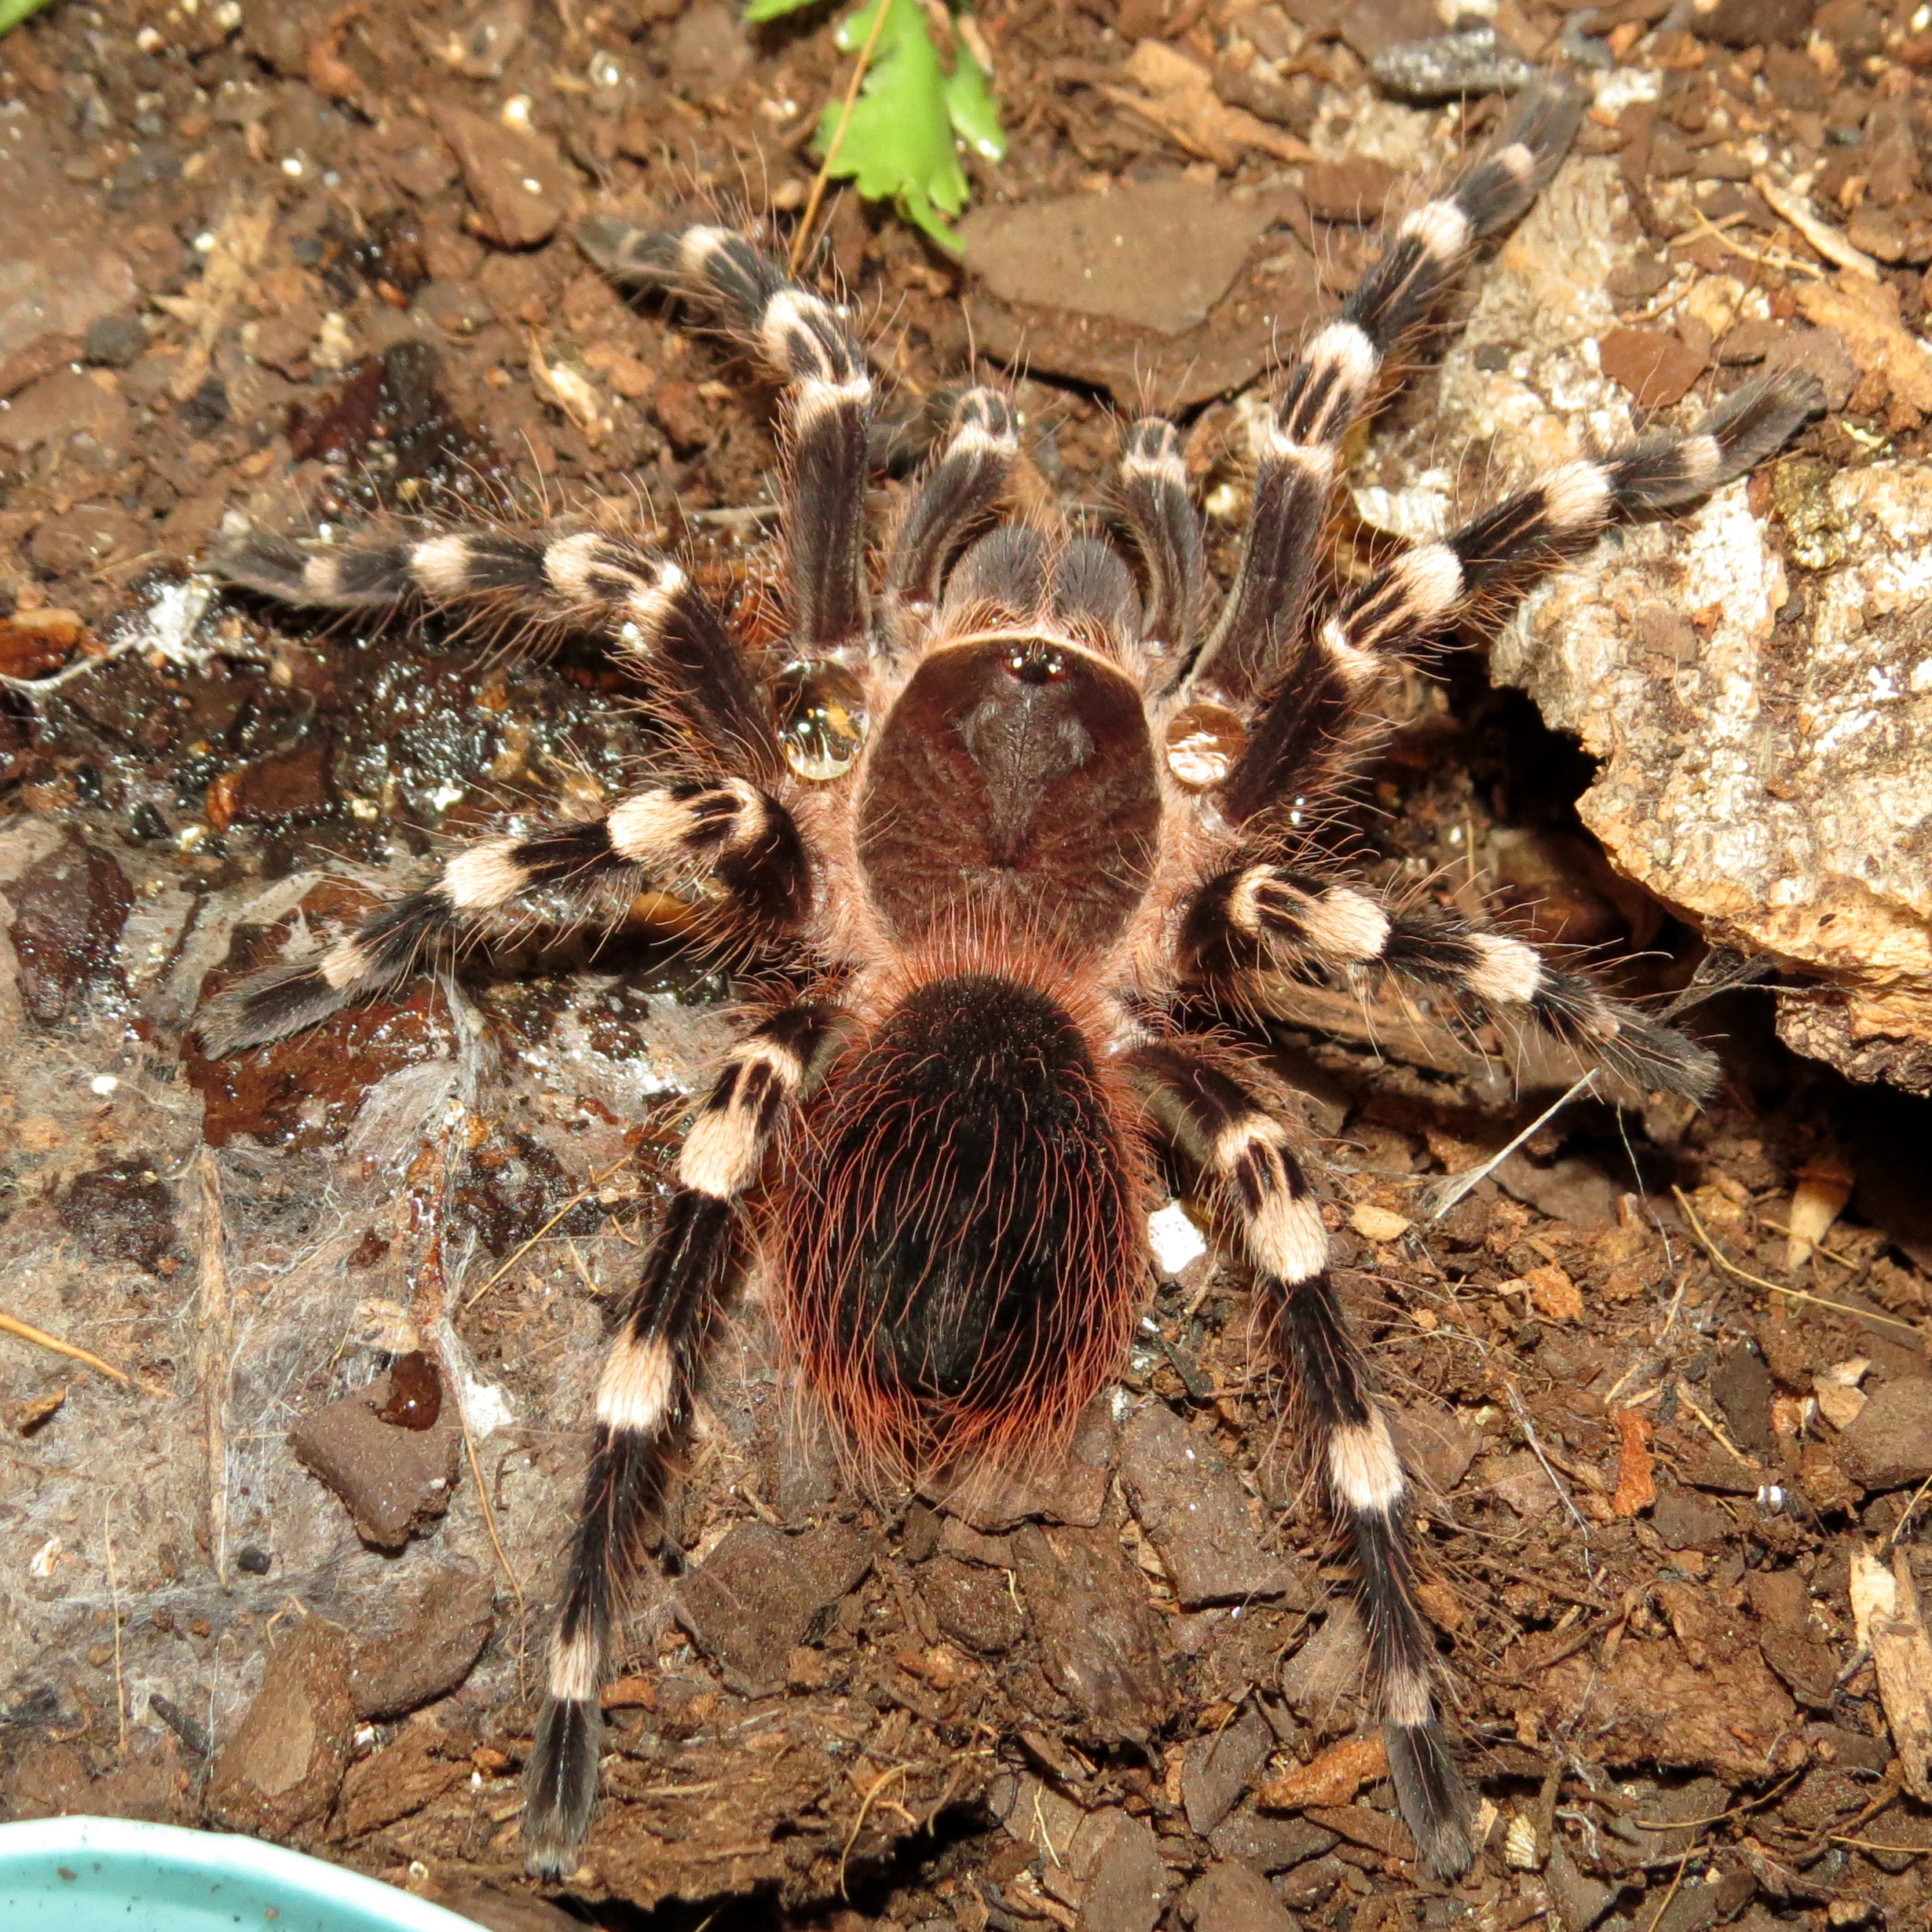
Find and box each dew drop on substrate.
[1165,701,1247,789]
[774,658,869,781]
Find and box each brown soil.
[2,3,1930,1931]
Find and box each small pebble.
[1370,25,1535,101]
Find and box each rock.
[1301,158,1397,225]
[1207,1804,1339,1872]
[1015,1523,1175,1747]
[288,1364,465,1549]
[1651,1487,1733,1552]
[962,181,1293,338]
[205,1620,355,1837]
[229,744,334,826]
[1757,1618,1842,1710]
[431,104,573,251]
[919,1552,1025,1654]
[82,313,145,368]
[1597,326,1709,408]
[1066,1808,1166,1932]
[666,2,752,97]
[1710,1343,1777,1459]
[1546,1837,1615,1932]
[331,1713,473,1840]
[58,1162,177,1272]
[1181,1703,1275,1835]
[346,1568,496,1719]
[1278,1604,1367,1722]
[1687,0,1817,46]
[1370,24,1536,101]
[0,331,81,399]
[1389,1397,1479,1495]
[1495,1154,1620,1229]
[1836,1378,1932,1491]
[1301,1802,1414,1861]
[1336,0,1441,63]
[1184,1861,1296,1932]
[0,112,139,361]
[7,833,133,1022]
[1121,1402,1311,1608]
[928,1448,1108,1532]
[675,1518,874,1696]
[1441,156,1932,1090]
[28,503,146,574]
[0,368,130,461]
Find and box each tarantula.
[202,86,1820,1882]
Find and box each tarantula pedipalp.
[201,85,1821,1885]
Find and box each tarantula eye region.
[772,657,869,780]
[1163,700,1248,789]
[1003,644,1068,685]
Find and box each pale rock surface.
[1366,155,1932,1088]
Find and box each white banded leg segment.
[1188,865,1721,1098]
[197,786,806,1057]
[1327,1411,1406,1513]
[1211,1117,1330,1286]
[676,1004,836,1200]
[526,1001,843,1876]
[1117,419,1206,657]
[891,387,1019,612]
[1129,1034,1466,1876]
[1190,86,1584,705]
[215,514,777,770]
[1123,1045,1330,1288]
[1267,1270,1469,1879]
[1378,909,1722,1097]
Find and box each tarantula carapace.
[202,86,1820,1882]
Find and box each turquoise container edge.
[0,1815,485,1930]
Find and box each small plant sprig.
[0,0,57,37]
[746,0,1005,257]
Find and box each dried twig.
[789,0,893,277]
[196,1151,232,1583]
[1673,1385,1757,1469]
[1506,1384,1595,1576]
[0,1309,155,1391]
[1673,1187,1923,1337]
[463,1159,630,1308]
[840,1761,912,1897]
[103,1493,127,1755]
[1753,174,1881,279]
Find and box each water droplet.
[774,658,869,781]
[1164,702,1246,789]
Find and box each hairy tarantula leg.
[197,781,806,1053]
[525,1003,845,1880]
[1180,84,1583,703]
[1224,370,1825,825]
[1117,419,1206,657]
[218,528,781,776]
[581,218,873,657]
[1126,1044,1469,1880]
[1183,869,1720,1099]
[888,386,1019,614]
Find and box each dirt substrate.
[3,2,1932,1930]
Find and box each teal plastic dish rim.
[0,1814,483,1928]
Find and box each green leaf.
[744,0,821,23]
[0,0,57,36]
[814,0,1004,255]
[943,33,1005,163]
